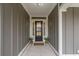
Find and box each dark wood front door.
[35,21,43,41]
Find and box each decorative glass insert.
[36,21,42,36]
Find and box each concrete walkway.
[21,43,56,56]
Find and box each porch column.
[59,9,63,55]
[59,6,68,55]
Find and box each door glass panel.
[36,22,42,32]
[37,32,41,36]
[36,22,41,27]
[35,21,42,41]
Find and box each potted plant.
[44,37,48,43]
[29,37,33,43]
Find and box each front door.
[35,21,42,41]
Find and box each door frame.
[30,18,48,43]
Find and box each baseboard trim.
[62,54,79,56]
[18,41,31,56]
[48,42,59,56]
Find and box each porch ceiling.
[21,3,57,17]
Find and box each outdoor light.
[34,3,44,7]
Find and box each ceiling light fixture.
[34,3,44,7]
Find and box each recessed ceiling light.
[34,3,44,7]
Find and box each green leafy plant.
[44,37,48,43]
[29,37,32,40]
[29,37,33,42]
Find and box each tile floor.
[22,43,56,56]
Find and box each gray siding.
[73,8,79,54]
[0,4,3,56]
[3,4,12,55]
[62,12,66,54]
[62,7,79,54]
[0,3,30,56]
[48,4,59,52]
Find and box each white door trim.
[32,19,46,43]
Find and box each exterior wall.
[0,4,3,56]
[30,18,48,41]
[0,3,30,56]
[48,5,59,52]
[62,8,74,54]
[62,7,79,54]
